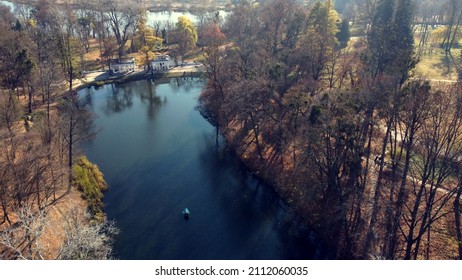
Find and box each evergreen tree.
[392,0,417,83]
[336,19,350,49]
[308,0,340,39]
[367,0,415,82]
[367,0,394,78]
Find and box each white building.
[109,57,136,75]
[151,55,173,71]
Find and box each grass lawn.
[415,47,460,81]
[82,38,105,71]
[183,48,206,62]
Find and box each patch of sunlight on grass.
[415,47,460,81]
[184,48,206,62]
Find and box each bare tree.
[454,167,462,259]
[57,96,95,191]
[58,207,118,260]
[402,85,462,259]
[104,0,140,59]
[384,81,431,259]
[0,206,47,260]
[441,0,462,55]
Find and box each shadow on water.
[139,81,167,121]
[78,78,331,260]
[198,135,332,259]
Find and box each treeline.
[0,0,225,259]
[0,1,118,259]
[199,0,462,259]
[335,0,462,55]
[10,0,230,12]
[3,0,223,66]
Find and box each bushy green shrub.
[95,81,105,87]
[73,156,108,222]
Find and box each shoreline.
[223,134,336,258]
[76,67,206,91]
[77,70,333,259]
[80,76,331,260]
[221,142,334,259]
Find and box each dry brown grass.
[34,190,87,259]
[0,88,89,260]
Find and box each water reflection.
[79,78,329,259]
[80,88,94,109]
[197,139,330,259]
[138,80,166,120]
[169,77,202,93]
[103,84,135,116]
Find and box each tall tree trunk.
[442,6,456,53]
[454,183,462,259]
[418,23,429,55]
[249,113,263,161]
[447,10,462,54]
[1,196,11,225]
[27,85,33,114]
[364,115,393,257]
[386,120,417,259]
[68,65,74,192]
[68,112,73,192]
[35,161,41,210]
[404,177,428,259]
[425,224,431,260]
[413,190,435,260]
[351,122,374,234]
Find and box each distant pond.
[0,0,228,25]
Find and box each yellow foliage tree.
[298,0,340,81]
[174,15,198,62]
[133,9,163,68]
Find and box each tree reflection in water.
[103,84,134,116]
[139,80,166,120]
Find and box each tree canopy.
[173,15,198,61]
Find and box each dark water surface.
[79,78,328,260]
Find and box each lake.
[0,0,227,26]
[78,78,329,260]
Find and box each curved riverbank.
[79,78,330,259]
[220,143,335,257]
[196,98,340,257]
[204,121,338,258]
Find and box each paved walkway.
[77,63,206,87]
